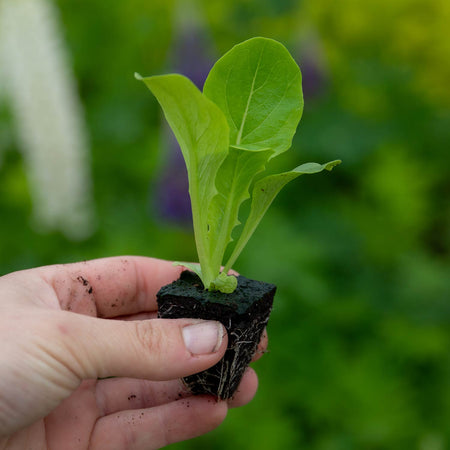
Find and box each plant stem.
[189,170,214,289]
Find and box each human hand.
[0,257,266,449]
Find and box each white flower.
[0,0,95,240]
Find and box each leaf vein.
[224,66,239,133]
[240,73,300,144]
[235,43,267,144]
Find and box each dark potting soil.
[157,270,276,399]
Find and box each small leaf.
[173,262,203,281]
[203,37,303,156]
[210,272,238,294]
[224,160,342,271]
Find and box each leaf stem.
[209,156,242,276]
[189,170,214,288]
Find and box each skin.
[0,257,267,449]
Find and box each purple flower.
[295,35,329,101]
[153,129,192,224]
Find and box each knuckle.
[133,320,163,355]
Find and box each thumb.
[58,314,228,381]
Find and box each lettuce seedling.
[136,37,340,294]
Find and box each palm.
[22,377,211,449]
[10,380,99,449]
[11,371,257,449]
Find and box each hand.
[0,257,265,449]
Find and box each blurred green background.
[1,0,449,448]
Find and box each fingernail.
[182,321,224,355]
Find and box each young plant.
[136,37,340,294]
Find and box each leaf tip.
[134,72,144,81]
[326,160,342,171]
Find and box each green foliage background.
[1,0,449,448]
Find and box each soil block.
[157,270,276,399]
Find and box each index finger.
[39,256,183,318]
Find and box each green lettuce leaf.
[173,262,203,281]
[137,38,340,294]
[203,37,303,156]
[210,272,238,294]
[202,37,304,282]
[136,73,229,288]
[206,146,273,278]
[224,160,342,272]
